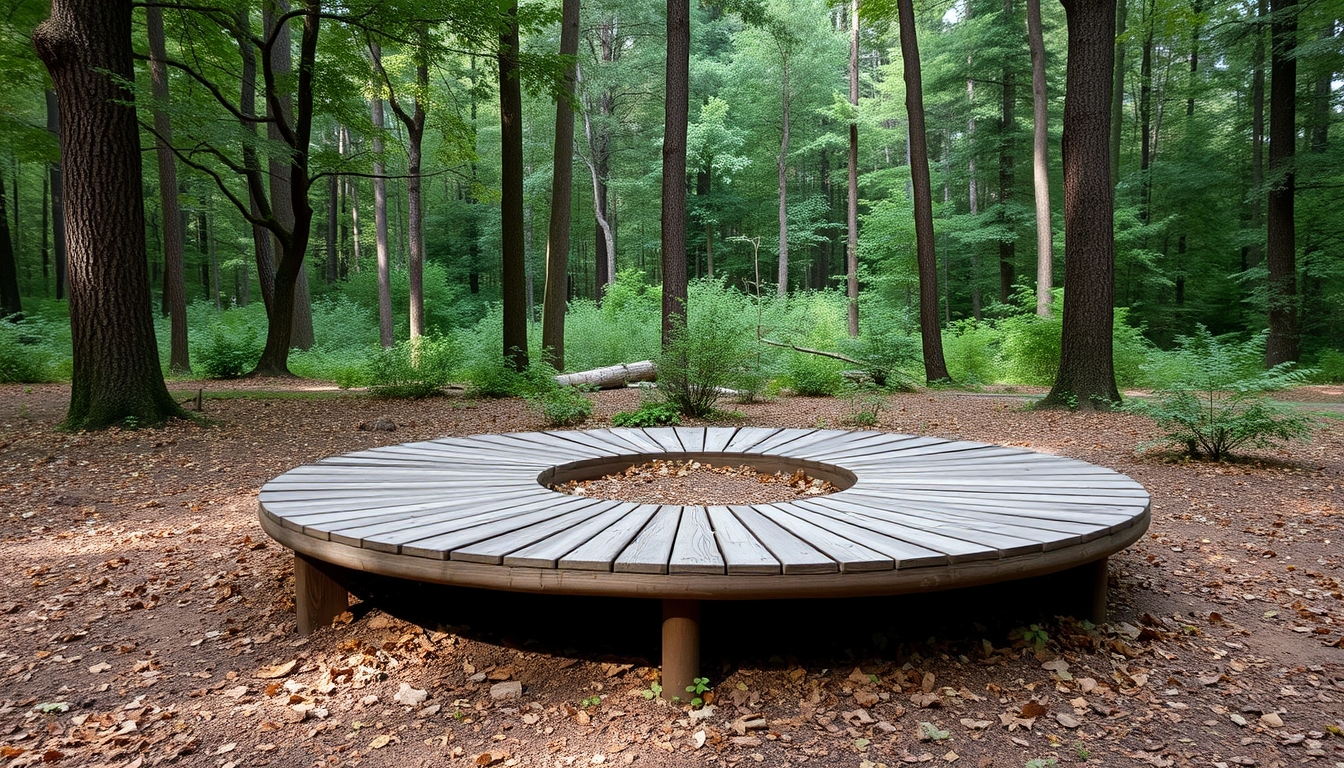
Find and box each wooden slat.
[668,507,725,574]
[722,427,785,453]
[284,489,548,539]
[745,428,823,455]
[603,428,668,454]
[323,490,560,551]
[614,506,682,574]
[502,502,642,568]
[558,505,662,571]
[705,506,780,575]
[676,428,707,453]
[641,428,688,453]
[793,497,1050,558]
[455,500,624,565]
[751,503,893,572]
[723,506,837,575]
[702,427,738,453]
[400,497,604,559]
[841,487,1149,524]
[788,497,998,563]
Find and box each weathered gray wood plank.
[603,428,667,454]
[558,505,662,571]
[750,503,894,572]
[614,506,682,574]
[722,427,786,453]
[774,501,948,568]
[502,502,642,568]
[400,498,605,559]
[641,428,688,453]
[454,501,623,565]
[705,506,780,574]
[702,427,739,453]
[669,506,725,574]
[725,506,837,574]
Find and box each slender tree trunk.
[1027,0,1053,317]
[846,0,860,336]
[999,0,1016,304]
[147,6,189,373]
[408,32,428,340]
[662,0,690,346]
[207,206,220,311]
[1040,0,1121,411]
[237,8,276,313]
[45,90,67,301]
[1138,0,1154,220]
[33,0,184,429]
[897,0,950,383]
[369,46,393,349]
[500,2,528,369]
[1264,0,1298,366]
[1245,0,1266,271]
[578,68,617,302]
[1109,0,1127,188]
[0,167,20,318]
[40,173,50,289]
[541,0,580,369]
[969,71,982,320]
[777,56,791,295]
[326,126,339,284]
[345,130,361,276]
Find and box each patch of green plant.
[786,353,846,397]
[1073,740,1091,760]
[941,318,999,385]
[464,350,528,398]
[640,681,663,700]
[0,316,59,383]
[580,695,601,709]
[842,381,885,426]
[1012,623,1050,651]
[685,677,711,708]
[918,721,950,741]
[1025,758,1058,768]
[195,325,263,379]
[520,363,594,426]
[612,399,681,427]
[368,335,461,398]
[1127,327,1316,460]
[1308,348,1344,384]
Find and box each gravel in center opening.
[550,459,840,505]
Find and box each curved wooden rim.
[260,508,1149,599]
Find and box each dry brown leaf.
[255,660,296,679]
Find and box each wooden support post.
[661,599,700,701]
[295,553,350,636]
[1080,557,1109,625]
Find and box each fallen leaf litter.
[551,458,839,505]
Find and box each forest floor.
[1,380,1342,768]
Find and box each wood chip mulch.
[551,459,839,505]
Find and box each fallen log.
[555,360,657,390]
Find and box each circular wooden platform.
[259,427,1149,598]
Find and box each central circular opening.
[538,453,856,506]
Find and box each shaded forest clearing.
[1,383,1343,767]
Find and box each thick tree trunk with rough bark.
[1264,0,1297,366]
[1027,0,1053,317]
[33,0,184,429]
[1109,0,1127,188]
[499,3,529,370]
[1040,0,1121,411]
[542,0,580,369]
[147,5,189,374]
[45,91,67,301]
[897,0,950,384]
[237,8,276,314]
[662,0,690,347]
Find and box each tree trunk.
[499,2,529,370]
[554,360,656,389]
[1040,0,1121,411]
[0,166,20,318]
[1245,0,1266,271]
[578,67,617,306]
[1138,0,1154,220]
[777,56,791,296]
[146,5,189,373]
[1264,0,1297,366]
[369,45,393,349]
[662,0,690,347]
[237,7,276,314]
[541,0,580,369]
[1109,0,1127,188]
[45,90,67,301]
[846,0,860,337]
[41,173,49,288]
[326,126,339,284]
[998,0,1017,304]
[1027,0,1053,317]
[897,0,950,383]
[33,0,184,429]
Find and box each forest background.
[0,0,1341,404]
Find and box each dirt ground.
[1,381,1342,768]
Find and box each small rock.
[394,683,428,707]
[1230,713,1248,727]
[1259,712,1284,729]
[359,418,397,432]
[1055,712,1080,729]
[854,689,880,708]
[490,681,522,702]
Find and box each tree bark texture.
[777,52,791,296]
[1264,0,1297,366]
[541,0,580,369]
[33,0,184,429]
[1109,0,1127,188]
[45,90,68,301]
[499,3,529,370]
[147,5,189,373]
[896,0,951,383]
[369,46,393,349]
[1027,0,1054,317]
[846,0,860,337]
[999,0,1017,304]
[662,0,691,346]
[1245,0,1266,271]
[236,8,276,314]
[1041,0,1122,410]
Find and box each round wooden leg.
[661,599,700,702]
[1084,557,1109,625]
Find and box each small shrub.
[842,382,885,426]
[787,353,846,397]
[657,314,755,418]
[0,317,57,383]
[368,336,461,398]
[611,400,682,427]
[520,362,594,426]
[941,319,999,385]
[1310,348,1344,384]
[195,325,262,378]
[465,351,528,398]
[1127,327,1315,460]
